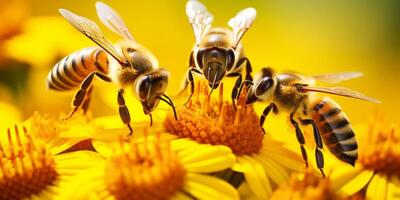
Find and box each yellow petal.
[183,172,239,200]
[58,166,107,200]
[171,191,194,200]
[252,154,289,185]
[170,138,200,152]
[260,148,304,172]
[387,176,400,200]
[180,145,232,163]
[331,165,373,196]
[182,150,236,173]
[92,140,114,158]
[366,173,388,200]
[55,151,104,179]
[237,155,272,199]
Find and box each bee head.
[136,69,169,114]
[197,47,235,90]
[246,67,276,104]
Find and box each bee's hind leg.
[62,72,111,121]
[301,118,325,177]
[290,112,309,168]
[117,89,133,137]
[81,85,94,114]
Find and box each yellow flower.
[24,112,97,153]
[61,131,239,200]
[331,115,400,200]
[0,123,103,200]
[164,82,304,199]
[270,169,343,200]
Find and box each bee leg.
[301,119,325,177]
[62,72,110,121]
[117,89,133,136]
[81,85,94,114]
[236,57,253,85]
[227,72,242,109]
[259,103,278,134]
[182,68,202,105]
[290,112,309,168]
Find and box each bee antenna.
[159,95,178,120]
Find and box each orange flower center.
[105,137,186,200]
[164,82,264,155]
[270,170,341,200]
[0,126,59,200]
[359,122,400,177]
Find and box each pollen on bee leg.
[164,80,264,155]
[0,125,59,200]
[105,135,186,200]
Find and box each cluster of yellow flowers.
[0,10,398,200]
[0,79,399,200]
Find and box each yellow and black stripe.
[310,97,358,166]
[47,47,109,91]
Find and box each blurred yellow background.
[0,0,399,128]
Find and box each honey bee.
[245,67,380,176]
[47,2,177,135]
[180,0,256,107]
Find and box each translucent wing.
[311,72,363,84]
[300,85,381,103]
[228,7,256,48]
[59,8,127,64]
[186,0,213,45]
[95,2,135,41]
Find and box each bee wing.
[311,72,363,84]
[59,8,127,64]
[186,0,214,45]
[228,7,256,48]
[95,2,135,41]
[300,85,381,103]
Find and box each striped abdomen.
[47,47,109,91]
[310,97,358,166]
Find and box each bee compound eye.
[127,48,135,53]
[138,76,151,100]
[255,78,273,96]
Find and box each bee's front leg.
[117,89,133,136]
[227,72,242,109]
[259,103,278,134]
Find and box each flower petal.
[252,154,289,185]
[331,165,373,196]
[366,173,388,200]
[181,146,236,173]
[387,176,400,200]
[236,155,272,199]
[170,138,200,152]
[180,144,232,163]
[260,147,304,172]
[183,172,239,200]
[171,191,193,200]
[55,150,104,180]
